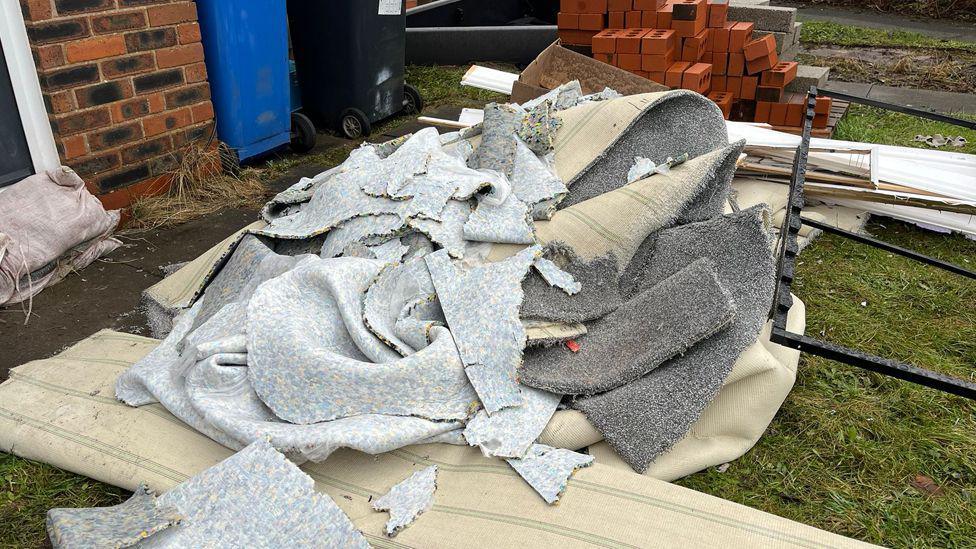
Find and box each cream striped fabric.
[0,330,873,548]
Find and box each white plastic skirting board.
[821,199,976,240]
[461,65,519,94]
[727,121,976,204]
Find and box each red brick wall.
[19,0,215,208]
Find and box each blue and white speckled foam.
[531,257,581,295]
[142,440,368,547]
[506,444,594,505]
[463,384,562,458]
[373,465,438,537]
[426,246,541,414]
[247,256,478,424]
[47,485,181,549]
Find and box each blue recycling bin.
[195,0,291,163]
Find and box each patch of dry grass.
[797,49,976,94]
[798,0,976,22]
[125,145,270,232]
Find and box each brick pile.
[19,0,215,208]
[557,0,831,129]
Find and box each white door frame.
[0,0,60,175]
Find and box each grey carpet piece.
[519,258,736,395]
[426,246,541,414]
[616,140,745,299]
[47,485,181,549]
[520,242,622,324]
[372,465,438,537]
[505,444,594,505]
[573,206,776,472]
[560,91,730,209]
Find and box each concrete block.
[754,29,790,53]
[785,65,830,93]
[779,44,798,61]
[726,5,796,33]
[729,0,770,6]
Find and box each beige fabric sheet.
[0,330,873,548]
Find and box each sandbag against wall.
[0,167,120,306]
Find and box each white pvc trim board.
[0,0,60,179]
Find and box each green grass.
[676,219,976,548]
[1,454,127,547]
[405,64,509,108]
[801,20,976,52]
[834,105,976,154]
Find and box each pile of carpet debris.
[51,83,780,545]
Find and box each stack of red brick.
[557,0,830,129]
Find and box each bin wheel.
[403,83,424,115]
[340,108,371,139]
[290,112,317,153]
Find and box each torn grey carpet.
[247,256,477,423]
[520,242,621,324]
[572,206,777,472]
[520,257,736,395]
[463,385,562,458]
[505,444,594,504]
[144,440,368,547]
[372,465,438,537]
[559,90,730,209]
[426,246,541,414]
[47,485,181,549]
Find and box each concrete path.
[823,81,976,115]
[774,1,976,43]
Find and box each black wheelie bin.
[287,0,424,139]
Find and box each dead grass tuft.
[125,145,269,232]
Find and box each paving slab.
[728,4,797,32]
[866,85,976,115]
[819,82,976,115]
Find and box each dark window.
[0,42,34,188]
